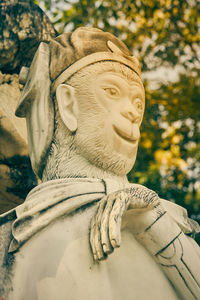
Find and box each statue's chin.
[85,148,137,177]
[74,123,138,177]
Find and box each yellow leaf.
[142,139,152,149]
[138,35,145,42]
[172,134,183,144]
[172,98,179,104]
[154,150,172,165]
[183,28,190,35]
[173,7,178,15]
[171,145,180,156]
[153,9,164,19]
[173,158,187,171]
[150,120,157,126]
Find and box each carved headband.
[52,40,141,93]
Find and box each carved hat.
[49,27,141,92]
[15,27,142,178]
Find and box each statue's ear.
[56,84,78,132]
[15,42,54,179]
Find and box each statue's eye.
[103,87,119,97]
[134,98,143,112]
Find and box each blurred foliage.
[35,0,200,71]
[0,156,37,200]
[35,0,200,229]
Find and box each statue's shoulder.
[0,208,16,229]
[0,209,17,299]
[0,209,16,264]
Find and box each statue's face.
[94,72,144,155]
[72,67,145,176]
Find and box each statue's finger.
[101,211,113,254]
[90,215,98,261]
[100,193,117,254]
[94,198,107,260]
[109,192,129,248]
[90,199,106,261]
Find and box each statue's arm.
[90,186,200,300]
[135,210,200,300]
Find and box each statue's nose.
[121,103,140,123]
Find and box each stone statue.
[0,27,200,300]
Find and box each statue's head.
[16,28,145,180]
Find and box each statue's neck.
[42,150,128,186]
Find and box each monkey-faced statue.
[0,28,200,300]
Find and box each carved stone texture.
[0,0,57,73]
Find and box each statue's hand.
[90,185,164,261]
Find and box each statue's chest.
[9,205,178,300]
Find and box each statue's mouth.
[113,125,138,145]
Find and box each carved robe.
[0,178,199,300]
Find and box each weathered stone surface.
[0,0,57,73]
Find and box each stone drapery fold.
[2,177,198,253]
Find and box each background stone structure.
[0,0,57,213]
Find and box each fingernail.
[103,244,107,253]
[97,251,103,260]
[100,254,107,261]
[111,239,120,248]
[103,244,113,254]
[94,254,97,261]
[111,239,116,248]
